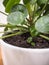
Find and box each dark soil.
[3,32,49,48]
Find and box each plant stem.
[0,11,8,16]
[0,29,17,33]
[39,1,48,17]
[0,24,28,29]
[0,32,23,39]
[0,31,11,33]
[35,0,48,22]
[40,34,49,40]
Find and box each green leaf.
[11,4,28,17]
[3,0,9,7]
[23,0,37,16]
[25,3,32,15]
[7,11,25,25]
[37,0,48,5]
[27,37,32,43]
[35,15,49,34]
[5,0,20,13]
[31,42,35,46]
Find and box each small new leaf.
[31,42,35,46]
[27,37,32,43]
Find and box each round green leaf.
[35,15,49,34]
[11,4,28,17]
[7,11,25,25]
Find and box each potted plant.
[0,0,49,65]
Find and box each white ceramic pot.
[0,39,49,65]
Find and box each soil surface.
[3,32,49,48]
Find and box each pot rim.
[0,39,49,52]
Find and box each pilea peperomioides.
[0,0,49,46]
